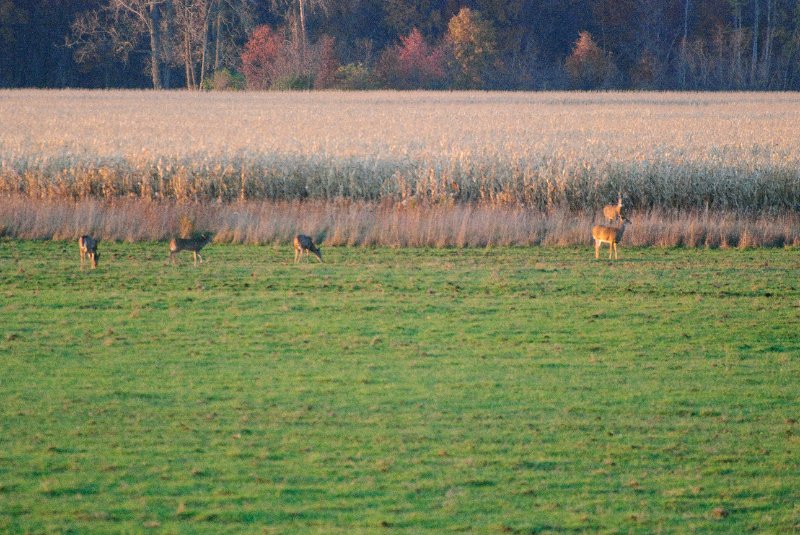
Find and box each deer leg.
[594,241,599,259]
[198,252,203,264]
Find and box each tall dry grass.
[2,196,797,248]
[1,90,799,212]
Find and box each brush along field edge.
[1,197,799,248]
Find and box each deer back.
[592,220,628,243]
[295,234,317,252]
[79,235,98,253]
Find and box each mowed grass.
[0,239,798,533]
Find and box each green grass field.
[1,240,798,533]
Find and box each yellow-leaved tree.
[446,7,497,89]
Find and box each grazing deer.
[603,193,624,223]
[592,218,630,260]
[78,235,100,269]
[169,233,212,266]
[293,234,322,263]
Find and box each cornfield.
[2,90,799,246]
[2,90,799,211]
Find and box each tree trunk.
[199,1,215,88]
[751,0,759,85]
[184,26,194,89]
[200,19,209,87]
[298,0,307,61]
[214,10,221,73]
[680,0,691,88]
[148,2,162,89]
[759,0,773,86]
[683,0,690,42]
[732,2,743,88]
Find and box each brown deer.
[603,193,624,223]
[592,218,630,260]
[293,234,322,263]
[169,233,212,266]
[78,235,100,269]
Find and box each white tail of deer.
[592,218,630,260]
[603,193,624,223]
[170,233,212,266]
[78,235,99,269]
[294,234,322,263]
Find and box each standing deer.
[293,234,322,263]
[78,235,100,269]
[592,218,630,260]
[169,233,212,266]
[603,193,624,223]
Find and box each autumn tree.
[377,27,446,89]
[312,34,338,88]
[445,7,497,89]
[270,0,331,61]
[629,48,661,88]
[240,24,285,89]
[20,0,800,90]
[564,31,617,89]
[241,24,338,89]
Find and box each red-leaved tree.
[313,35,338,89]
[378,28,446,89]
[241,25,285,89]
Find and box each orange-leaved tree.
[564,31,618,89]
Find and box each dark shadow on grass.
[42,483,99,497]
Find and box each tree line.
[2,0,800,90]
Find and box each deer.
[293,234,322,263]
[169,233,212,266]
[78,235,100,269]
[592,218,630,260]
[603,192,624,223]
